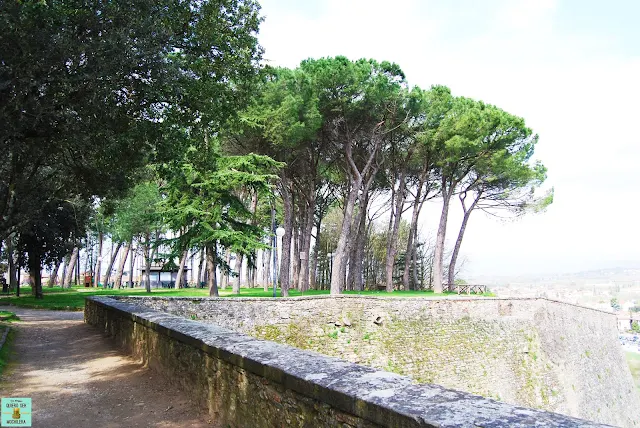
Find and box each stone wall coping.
[88,295,610,427]
[112,294,616,316]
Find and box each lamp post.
[273,225,285,297]
[327,253,333,289]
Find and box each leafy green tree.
[233,66,323,295]
[294,57,406,295]
[0,0,263,242]
[15,201,88,298]
[110,182,163,292]
[382,86,443,292]
[431,97,544,293]
[446,111,552,285]
[161,140,281,297]
[611,298,621,311]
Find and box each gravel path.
[0,308,212,428]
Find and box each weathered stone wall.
[119,295,640,427]
[86,296,608,427]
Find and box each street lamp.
[273,226,285,297]
[327,252,334,287]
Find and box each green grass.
[0,326,15,377]
[0,311,19,322]
[0,286,493,311]
[626,352,640,392]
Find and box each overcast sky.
[257,0,640,277]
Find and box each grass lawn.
[0,311,19,322]
[0,286,492,311]
[627,352,640,392]
[0,324,14,377]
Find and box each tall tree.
[110,182,163,292]
[431,96,501,293]
[162,141,281,297]
[114,244,130,289]
[234,66,323,296]
[0,0,263,244]
[301,57,406,294]
[63,247,79,288]
[16,201,87,299]
[446,146,552,285]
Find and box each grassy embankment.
[0,311,18,376]
[627,352,640,392]
[0,286,493,311]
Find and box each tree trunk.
[129,244,139,288]
[60,254,69,288]
[412,242,420,288]
[84,243,91,282]
[175,248,188,289]
[433,182,455,294]
[331,185,359,294]
[403,178,427,290]
[144,232,152,293]
[189,252,194,283]
[447,193,480,286]
[279,177,293,297]
[309,226,320,290]
[246,252,254,288]
[351,201,368,291]
[248,192,258,289]
[64,247,79,288]
[93,231,103,287]
[291,215,300,291]
[115,243,130,289]
[15,258,20,297]
[222,249,231,290]
[262,247,270,292]
[297,189,316,292]
[206,243,218,297]
[28,248,43,299]
[103,242,122,287]
[74,249,79,286]
[233,253,243,294]
[247,258,256,288]
[103,240,114,284]
[197,247,205,288]
[0,239,6,293]
[346,223,360,291]
[346,192,368,291]
[7,237,17,292]
[403,207,419,290]
[309,216,321,290]
[48,260,62,287]
[331,128,381,294]
[385,174,406,292]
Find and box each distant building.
[617,313,639,332]
[140,264,189,287]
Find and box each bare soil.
[0,309,212,428]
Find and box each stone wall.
[86,296,611,428]
[117,295,640,427]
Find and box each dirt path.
[0,309,212,428]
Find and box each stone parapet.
[85,296,610,427]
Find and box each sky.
[256,0,640,278]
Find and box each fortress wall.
[86,295,610,428]
[117,295,639,427]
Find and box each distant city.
[473,266,640,333]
